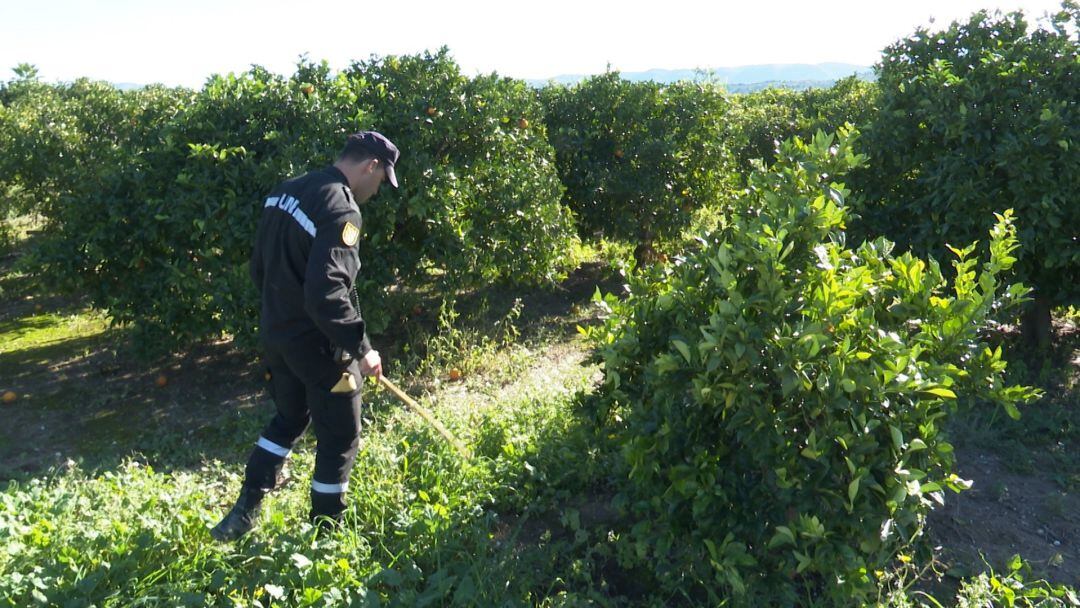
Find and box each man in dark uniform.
[211,131,400,541]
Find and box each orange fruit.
[426,106,437,116]
[614,149,624,158]
[155,374,168,388]
[2,391,16,404]
[301,84,314,95]
[517,118,529,129]
[448,369,462,381]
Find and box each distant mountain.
[528,63,874,89]
[107,63,873,94]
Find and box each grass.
[0,329,616,606]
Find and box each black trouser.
[242,333,363,520]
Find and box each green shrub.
[851,4,1079,348]
[586,129,1038,604]
[541,73,738,255]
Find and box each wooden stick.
[377,375,471,459]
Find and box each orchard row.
[0,7,1075,351]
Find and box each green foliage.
[0,69,185,220]
[947,558,1080,608]
[347,48,578,291]
[851,4,1080,322]
[30,61,349,349]
[20,51,577,352]
[878,555,1080,607]
[586,129,1039,604]
[0,350,609,607]
[727,76,879,174]
[541,73,739,247]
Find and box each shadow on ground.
[0,262,624,481]
[927,318,1080,588]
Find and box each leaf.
[703,538,719,560]
[1007,554,1023,572]
[793,550,811,573]
[890,425,904,450]
[452,575,477,604]
[1003,401,1021,420]
[264,584,285,600]
[848,477,860,503]
[841,378,856,393]
[880,518,894,541]
[672,339,692,363]
[371,568,403,587]
[919,387,957,399]
[290,553,312,570]
[768,526,796,548]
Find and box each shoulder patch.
[342,221,360,247]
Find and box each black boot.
[210,488,265,542]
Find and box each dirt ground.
[0,259,620,479]
[928,446,1080,586]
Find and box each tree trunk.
[1021,294,1053,352]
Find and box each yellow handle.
[377,375,471,459]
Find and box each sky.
[0,0,1069,87]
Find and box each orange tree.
[850,4,1079,349]
[33,61,354,348]
[33,53,577,352]
[345,48,576,296]
[726,76,878,176]
[586,129,1037,604]
[0,66,184,225]
[541,73,738,258]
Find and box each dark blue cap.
[345,131,400,187]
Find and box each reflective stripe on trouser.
[242,338,363,520]
[309,391,361,519]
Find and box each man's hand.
[359,349,383,378]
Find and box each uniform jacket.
[250,166,372,360]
